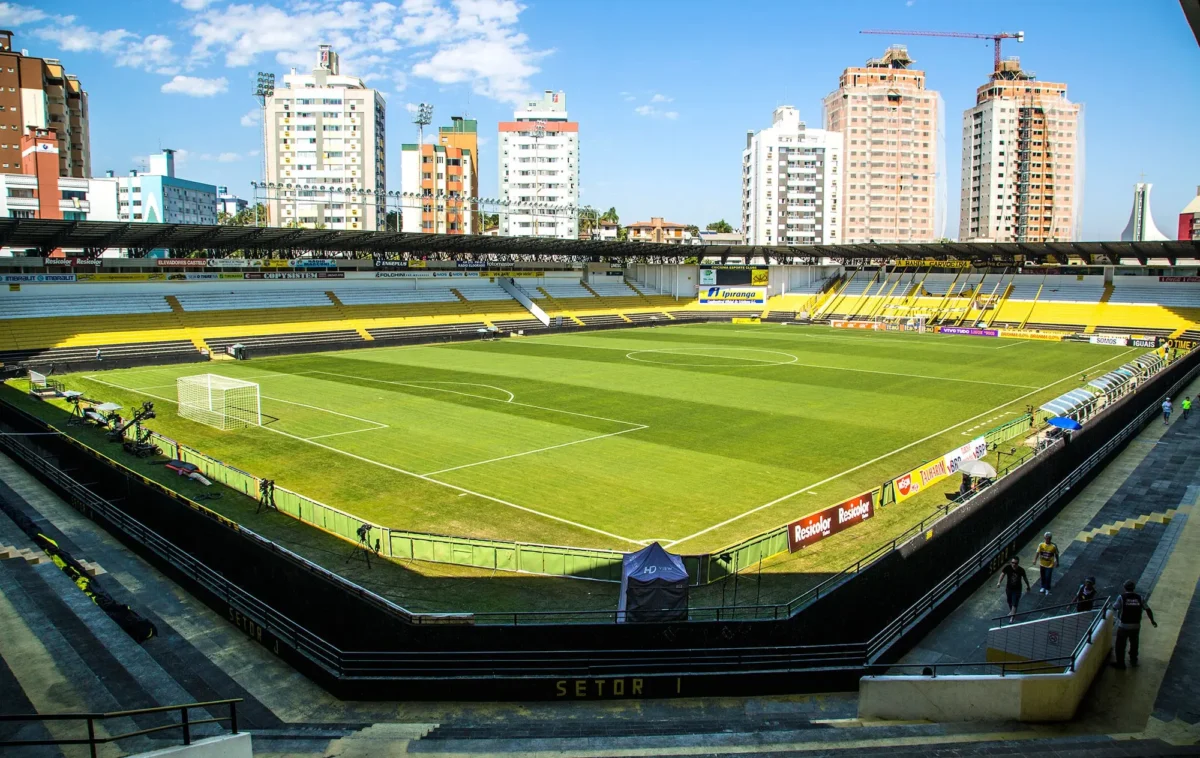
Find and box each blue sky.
[8,0,1199,239]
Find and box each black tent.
[617,542,689,623]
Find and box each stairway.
[165,295,212,354]
[325,291,374,341]
[1084,283,1116,334]
[536,288,585,325]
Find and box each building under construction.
[959,57,1082,242]
[823,45,942,245]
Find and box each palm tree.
[706,219,734,233]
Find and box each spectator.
[998,556,1031,620]
[1036,532,1060,595]
[95,348,102,361]
[1162,397,1172,426]
[1183,396,1192,422]
[1073,577,1098,612]
[1113,580,1157,669]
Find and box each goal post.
[177,374,261,430]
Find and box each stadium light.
[413,102,434,144]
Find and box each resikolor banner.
[893,436,987,503]
[787,490,875,552]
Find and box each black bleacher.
[667,310,760,322]
[624,312,672,324]
[1022,322,1085,332]
[0,340,200,368]
[763,311,796,323]
[369,322,488,341]
[1093,325,1176,337]
[493,318,551,332]
[578,314,626,326]
[206,331,364,355]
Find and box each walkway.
[899,374,1200,746]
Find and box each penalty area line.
[664,346,1141,550]
[79,375,644,548]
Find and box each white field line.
[995,340,1029,350]
[759,328,1011,350]
[506,340,1041,389]
[304,427,390,441]
[664,346,1141,549]
[79,375,644,547]
[423,425,648,476]
[307,370,644,428]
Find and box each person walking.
[1036,533,1059,595]
[1073,577,1098,612]
[1183,396,1192,422]
[1113,580,1157,669]
[1163,397,1172,425]
[998,556,1031,620]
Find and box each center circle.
[625,347,798,368]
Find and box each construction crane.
[860,29,1024,72]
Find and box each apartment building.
[626,217,697,244]
[399,141,474,234]
[823,45,938,243]
[499,91,579,239]
[742,106,841,246]
[959,58,1080,242]
[217,186,248,217]
[0,30,89,178]
[89,149,217,225]
[439,116,479,228]
[263,45,385,229]
[0,126,89,222]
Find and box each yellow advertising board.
[750,269,769,286]
[892,458,951,503]
[261,259,291,268]
[732,317,761,324]
[894,259,972,269]
[998,329,1068,341]
[75,273,165,282]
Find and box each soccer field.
[52,323,1139,557]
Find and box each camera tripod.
[347,523,380,569]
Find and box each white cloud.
[217,152,242,162]
[31,17,177,73]
[650,93,672,103]
[182,0,547,105]
[0,2,47,25]
[174,0,218,9]
[240,108,262,127]
[404,102,420,113]
[161,74,228,96]
[634,104,678,120]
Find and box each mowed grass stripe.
[59,325,1139,555]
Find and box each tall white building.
[741,106,841,246]
[498,90,578,239]
[263,45,385,230]
[1120,183,1170,242]
[959,58,1080,242]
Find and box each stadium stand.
[0,340,199,367]
[1109,279,1200,308]
[174,290,334,311]
[367,322,490,341]
[206,330,364,354]
[2,293,172,319]
[332,288,460,305]
[492,317,554,332]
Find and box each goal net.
[177,374,261,430]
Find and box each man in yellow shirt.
[1036,532,1059,595]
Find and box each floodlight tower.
[413,103,434,145]
[253,72,275,227]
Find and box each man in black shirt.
[1113,580,1157,669]
[1073,577,1098,612]
[997,556,1032,620]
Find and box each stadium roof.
[2,218,1200,264]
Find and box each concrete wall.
[858,610,1113,722]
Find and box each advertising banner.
[732,316,761,324]
[373,258,407,269]
[261,259,291,268]
[155,259,201,267]
[1159,276,1200,283]
[243,271,344,280]
[787,490,875,552]
[698,286,766,306]
[1130,336,1161,348]
[219,273,245,280]
[374,271,482,279]
[939,326,999,337]
[894,259,972,269]
[291,259,337,269]
[1,274,76,283]
[456,261,488,269]
[997,329,1067,342]
[830,320,884,330]
[43,257,101,266]
[699,268,717,286]
[165,273,221,281]
[1090,334,1129,346]
[207,258,247,268]
[893,436,987,503]
[76,273,165,282]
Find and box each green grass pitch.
[40,322,1137,567]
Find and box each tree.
[686,225,700,235]
[601,206,620,225]
[617,227,629,242]
[706,219,734,233]
[482,213,500,231]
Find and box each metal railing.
[0,699,242,758]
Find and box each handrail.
[0,699,242,758]
[863,658,1073,677]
